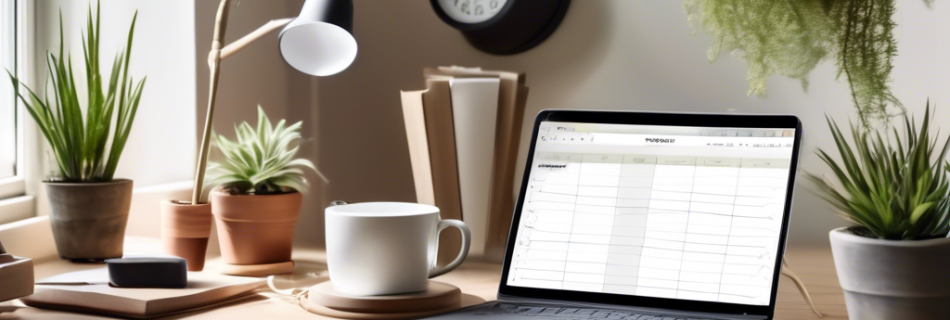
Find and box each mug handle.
[429,219,471,278]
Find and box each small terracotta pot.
[211,191,302,265]
[46,179,133,261]
[161,201,212,271]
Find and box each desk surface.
[5,246,846,319]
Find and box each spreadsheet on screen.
[506,121,796,306]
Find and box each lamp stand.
[191,0,230,205]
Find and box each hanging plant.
[683,0,836,96]
[831,0,900,126]
[684,0,918,127]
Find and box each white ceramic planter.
[829,227,950,320]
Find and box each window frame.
[0,0,37,224]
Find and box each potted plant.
[808,104,950,320]
[8,5,144,261]
[161,200,212,271]
[206,106,317,276]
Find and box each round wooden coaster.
[304,301,461,320]
[304,280,461,318]
[220,261,295,277]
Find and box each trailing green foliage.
[208,106,317,195]
[8,4,144,182]
[684,0,912,127]
[683,0,836,96]
[831,0,901,127]
[807,103,950,240]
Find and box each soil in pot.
[161,200,213,271]
[46,179,133,261]
[211,191,302,265]
[830,227,950,320]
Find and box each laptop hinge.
[496,294,768,320]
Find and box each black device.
[427,110,804,320]
[430,0,570,55]
[106,257,188,288]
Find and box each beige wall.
[194,0,949,247]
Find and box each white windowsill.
[0,195,33,224]
[0,176,25,199]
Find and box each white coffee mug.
[325,202,471,296]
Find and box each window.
[0,0,15,181]
[0,0,33,224]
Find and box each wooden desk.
[5,246,846,319]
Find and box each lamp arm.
[216,18,293,64]
[192,0,233,204]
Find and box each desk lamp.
[189,0,356,275]
[192,0,356,204]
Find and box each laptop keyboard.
[457,302,718,320]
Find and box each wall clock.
[430,0,571,55]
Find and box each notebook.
[448,77,501,259]
[401,89,436,206]
[424,66,529,262]
[422,79,467,266]
[23,268,264,318]
[401,80,465,266]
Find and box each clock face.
[436,0,509,24]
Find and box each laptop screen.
[505,121,796,307]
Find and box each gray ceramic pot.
[830,227,950,320]
[45,179,133,261]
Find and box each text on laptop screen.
[506,121,796,306]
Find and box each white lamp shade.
[279,22,357,77]
[279,0,356,77]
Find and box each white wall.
[313,0,950,247]
[34,0,196,187]
[32,1,947,248]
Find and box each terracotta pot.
[830,227,950,320]
[161,201,212,271]
[45,179,133,261]
[211,191,301,265]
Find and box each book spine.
[400,90,436,205]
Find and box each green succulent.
[807,103,950,240]
[8,4,144,181]
[208,106,317,195]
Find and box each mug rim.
[326,202,439,217]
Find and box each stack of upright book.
[401,66,529,263]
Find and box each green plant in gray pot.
[808,104,950,320]
[8,5,144,261]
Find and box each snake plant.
[207,106,317,195]
[8,4,144,181]
[808,103,950,240]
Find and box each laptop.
[427,110,803,320]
